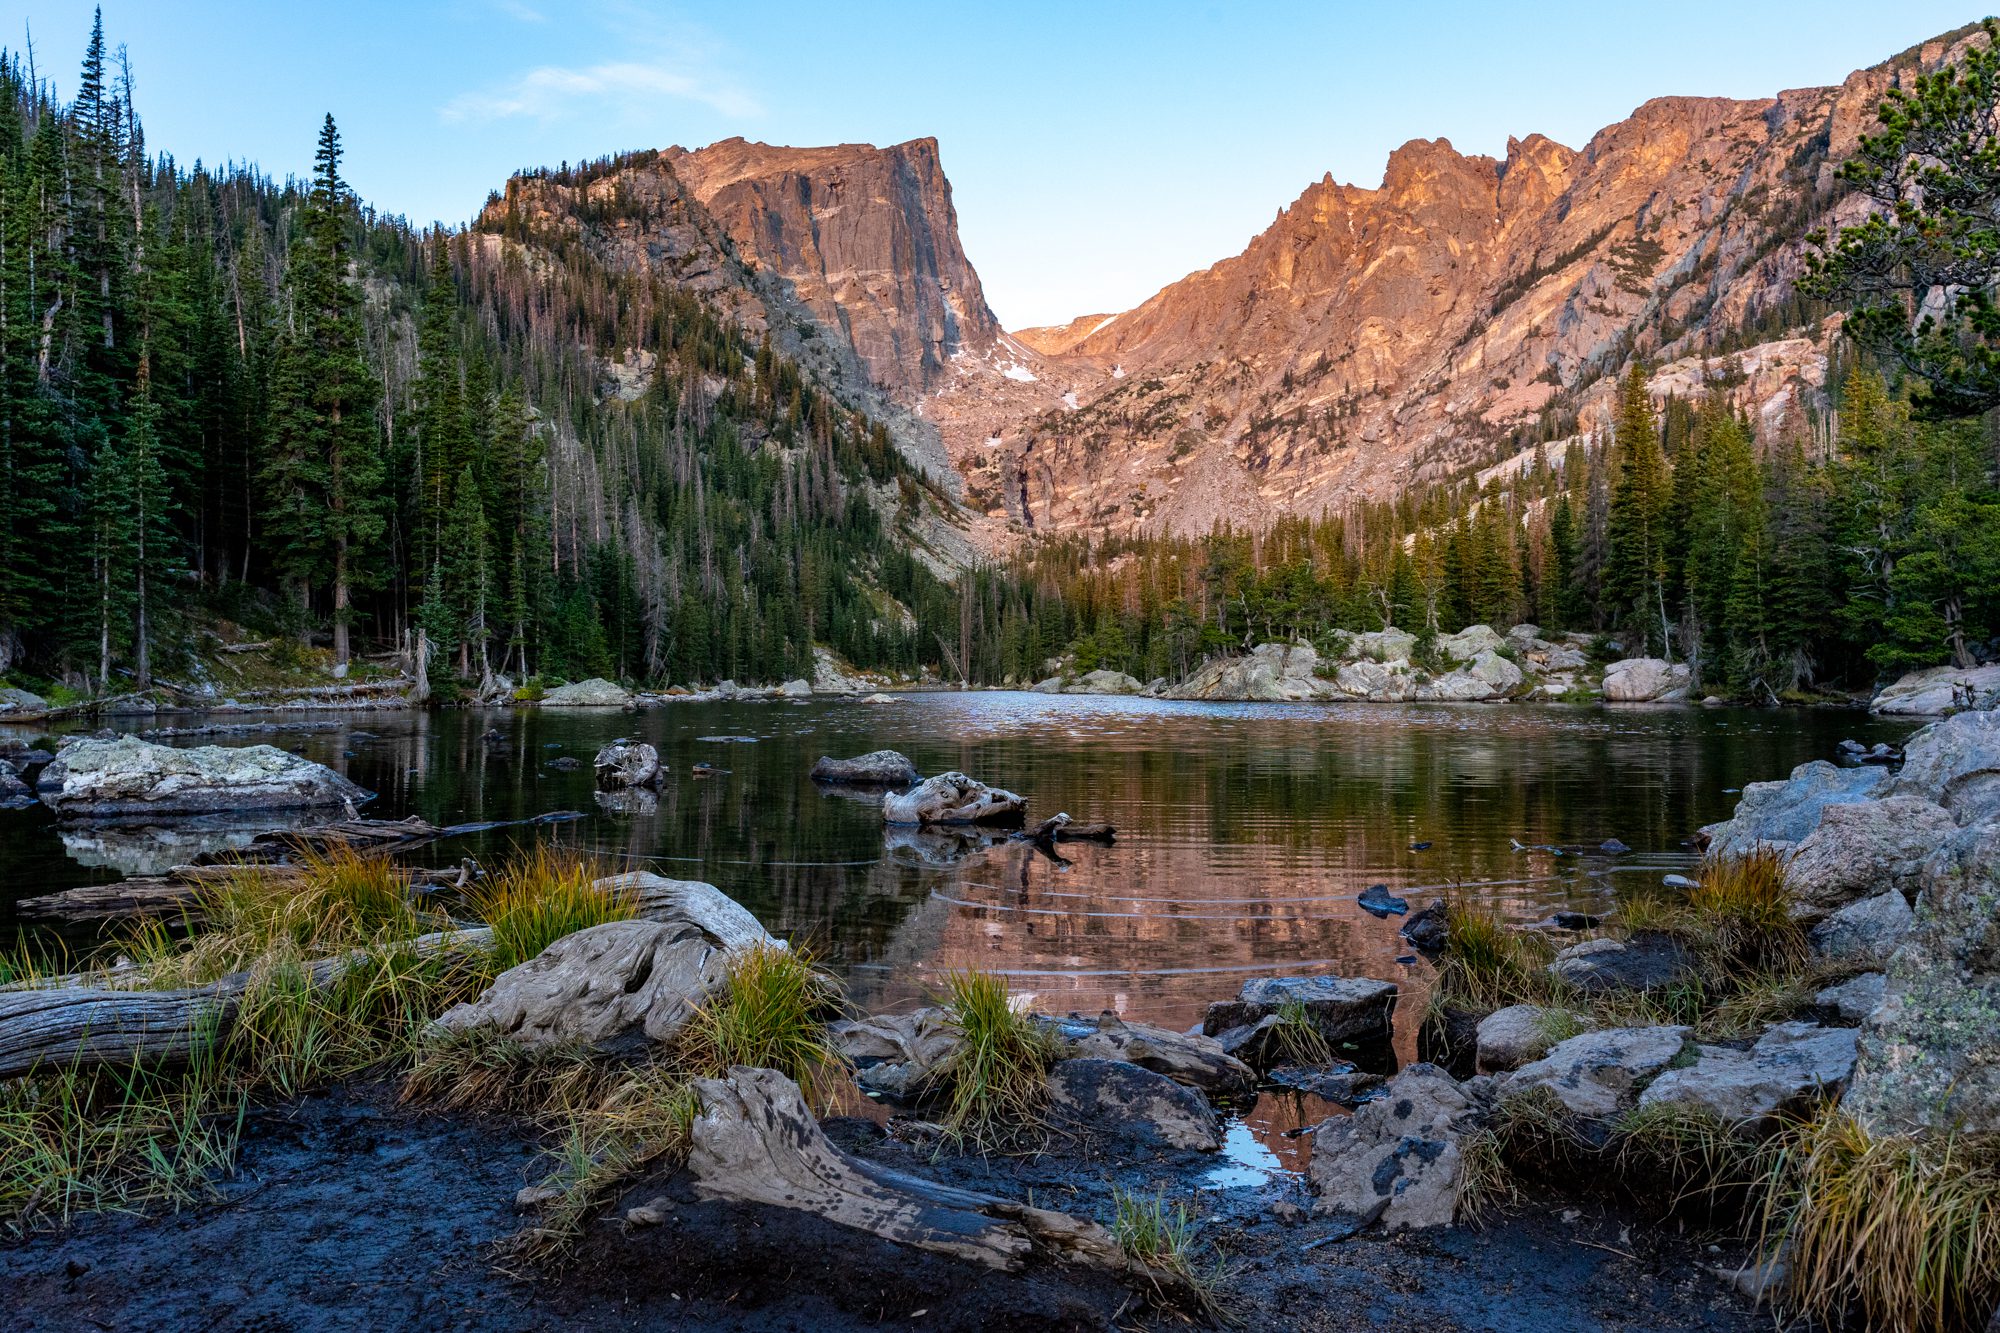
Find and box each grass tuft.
[466,845,632,970]
[1112,1187,1229,1319]
[679,943,845,1097]
[931,970,1061,1149]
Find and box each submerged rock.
[1357,884,1409,917]
[1783,797,1955,920]
[1310,1063,1489,1229]
[1269,1064,1386,1106]
[37,734,370,820]
[810,750,919,787]
[881,772,1025,826]
[1638,1022,1858,1128]
[592,740,663,789]
[1845,818,2000,1134]
[1044,1058,1222,1152]
[539,677,634,707]
[1401,900,1449,954]
[1503,1025,1691,1119]
[1699,760,1889,856]
[1049,1011,1253,1094]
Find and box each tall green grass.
[466,845,632,970]
[931,970,1061,1149]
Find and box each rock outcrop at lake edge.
[36,734,370,820]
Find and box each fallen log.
[688,1066,1138,1275]
[1026,813,1117,846]
[0,926,493,1080]
[14,862,475,924]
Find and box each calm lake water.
[1,693,1914,1044]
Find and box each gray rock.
[1436,624,1505,663]
[777,678,813,698]
[1815,972,1886,1025]
[1888,709,2000,827]
[1476,1004,1594,1073]
[1048,1011,1254,1094]
[1638,1022,1858,1128]
[1068,669,1143,695]
[1699,760,1890,856]
[37,734,370,820]
[592,740,663,789]
[540,677,634,707]
[434,912,768,1051]
[810,750,919,787]
[1309,1063,1487,1229]
[1809,890,1915,967]
[0,760,33,809]
[1602,657,1691,703]
[1201,975,1397,1054]
[1350,629,1417,663]
[1844,819,2000,1134]
[1467,649,1523,692]
[0,685,48,714]
[1783,797,1957,920]
[1269,1064,1387,1105]
[1547,933,1696,994]
[1168,643,1331,702]
[1870,662,2000,716]
[1333,658,1415,701]
[1504,1025,1691,1119]
[880,772,1025,826]
[830,1008,961,1098]
[1045,1058,1222,1152]
[1029,676,1065,694]
[594,871,775,952]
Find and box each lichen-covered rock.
[1503,1025,1691,1119]
[1888,709,2000,827]
[1202,975,1397,1058]
[1044,1058,1222,1152]
[1547,933,1696,994]
[37,735,370,820]
[1067,669,1144,695]
[1436,624,1505,662]
[1638,1022,1858,1128]
[1699,760,1890,856]
[810,750,919,786]
[1476,1005,1593,1073]
[540,677,633,707]
[1602,657,1691,703]
[1816,972,1886,1025]
[1309,1063,1488,1229]
[1333,658,1416,701]
[1870,662,2000,716]
[1349,629,1417,663]
[0,685,48,714]
[594,871,774,952]
[777,678,813,698]
[1809,890,1915,967]
[880,772,1025,826]
[1168,643,1330,702]
[1783,797,1957,920]
[592,740,663,789]
[1844,819,2000,1134]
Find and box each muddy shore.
[1,1081,1767,1332]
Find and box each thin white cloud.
[491,0,547,22]
[441,59,758,124]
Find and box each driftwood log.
[0,926,493,1080]
[688,1066,1136,1274]
[15,862,475,924]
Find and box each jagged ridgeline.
[0,18,1063,693]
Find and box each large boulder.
[881,772,1025,826]
[540,677,633,707]
[592,740,663,789]
[1044,1058,1222,1152]
[777,678,813,698]
[1783,797,1957,920]
[1309,1064,1488,1229]
[1504,1025,1691,1119]
[1068,669,1144,696]
[1202,975,1397,1058]
[1699,760,1889,856]
[810,750,919,787]
[1809,890,1915,967]
[595,871,774,952]
[1870,662,2000,716]
[1888,709,2000,827]
[1169,643,1328,702]
[36,735,370,820]
[1350,629,1417,663]
[1602,657,1692,703]
[1436,624,1505,662]
[1333,658,1416,702]
[1476,1005,1593,1073]
[1638,1022,1858,1129]
[1044,1011,1254,1094]
[0,685,48,715]
[829,1008,961,1098]
[1844,820,2000,1134]
[434,913,769,1052]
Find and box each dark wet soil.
[1,1082,1770,1332]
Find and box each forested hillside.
[0,15,1061,698]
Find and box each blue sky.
[1,2,1984,328]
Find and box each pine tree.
[1603,364,1673,653]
